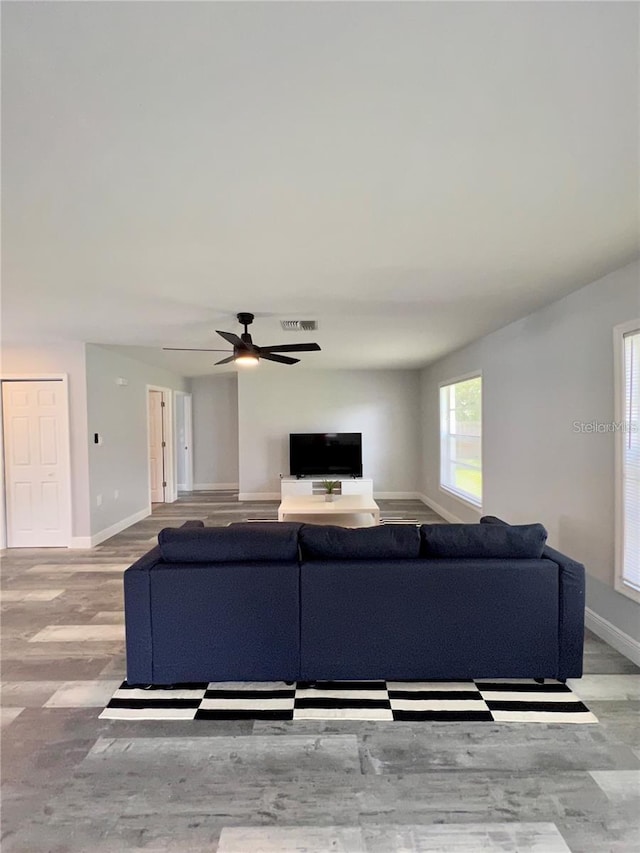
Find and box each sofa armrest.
[126,521,205,573]
[542,544,585,678]
[124,565,154,683]
[124,519,204,684]
[481,515,585,678]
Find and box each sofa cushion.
[158,523,299,563]
[299,523,420,561]
[420,523,547,559]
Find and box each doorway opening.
[147,386,177,508]
[148,389,166,504]
[175,392,193,493]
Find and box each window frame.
[438,371,483,509]
[614,320,640,604]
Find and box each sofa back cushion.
[420,523,547,559]
[299,523,420,561]
[158,523,299,563]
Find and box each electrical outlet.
[114,489,119,500]
[96,494,102,507]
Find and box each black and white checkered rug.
[100,679,597,723]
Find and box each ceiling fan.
[163,312,321,366]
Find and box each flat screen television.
[289,433,362,478]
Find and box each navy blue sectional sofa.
[123,518,585,685]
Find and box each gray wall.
[85,345,188,536]
[1,343,91,539]
[420,260,640,640]
[191,374,239,489]
[237,368,421,497]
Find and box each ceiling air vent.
[280,319,318,331]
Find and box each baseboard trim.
[70,507,151,549]
[237,491,422,501]
[238,492,280,501]
[374,491,420,500]
[416,493,465,523]
[237,491,423,502]
[69,536,93,549]
[585,607,640,666]
[194,483,239,491]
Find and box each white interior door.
[183,394,193,492]
[148,390,165,503]
[176,394,187,490]
[175,393,193,493]
[2,380,71,547]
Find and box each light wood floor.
[1,494,639,852]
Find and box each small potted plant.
[321,480,340,502]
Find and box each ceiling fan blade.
[258,343,321,354]
[214,355,236,365]
[216,330,243,346]
[261,353,300,365]
[163,347,232,352]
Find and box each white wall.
[191,375,239,489]
[1,343,91,540]
[420,260,640,640]
[237,369,421,498]
[85,345,188,539]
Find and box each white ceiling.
[2,2,638,375]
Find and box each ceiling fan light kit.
[163,312,321,368]
[235,353,260,367]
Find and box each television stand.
[280,476,373,499]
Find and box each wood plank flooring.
[1,493,639,852]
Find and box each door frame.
[0,373,73,549]
[146,385,177,508]
[175,391,194,493]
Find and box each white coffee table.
[277,494,381,526]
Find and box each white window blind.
[621,330,640,593]
[440,375,482,506]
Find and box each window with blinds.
[616,325,640,602]
[439,375,482,507]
